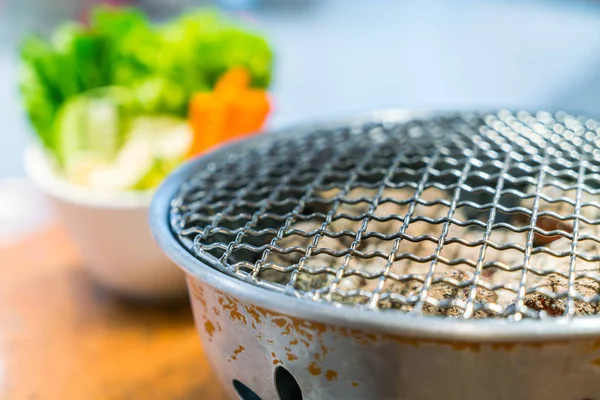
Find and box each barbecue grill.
[151,110,600,400]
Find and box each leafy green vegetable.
[158,11,273,91]
[18,47,58,149]
[90,6,158,86]
[131,76,190,116]
[18,6,274,166]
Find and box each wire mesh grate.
[170,110,600,319]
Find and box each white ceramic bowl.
[23,145,188,301]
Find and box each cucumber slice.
[82,115,192,191]
[86,139,153,190]
[127,115,192,160]
[54,86,138,170]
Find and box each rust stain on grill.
[287,353,298,361]
[190,281,208,314]
[352,382,360,387]
[244,306,262,329]
[240,301,332,364]
[217,293,492,356]
[224,299,247,325]
[325,370,338,381]
[307,362,322,376]
[230,345,245,361]
[204,320,216,338]
[271,352,282,365]
[590,357,600,367]
[272,317,287,328]
[211,291,575,355]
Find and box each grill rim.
[150,109,600,342]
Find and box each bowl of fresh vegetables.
[20,6,273,301]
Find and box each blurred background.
[3,0,600,179]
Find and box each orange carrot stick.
[188,68,271,158]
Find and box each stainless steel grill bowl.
[151,110,600,400]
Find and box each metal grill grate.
[170,110,600,319]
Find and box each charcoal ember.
[294,270,366,293]
[257,268,290,285]
[522,275,600,316]
[294,271,335,292]
[422,269,497,318]
[377,269,497,318]
[377,278,422,312]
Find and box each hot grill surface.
[170,111,600,320]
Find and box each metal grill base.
[151,110,600,400]
[188,276,600,400]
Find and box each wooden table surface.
[0,183,226,400]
